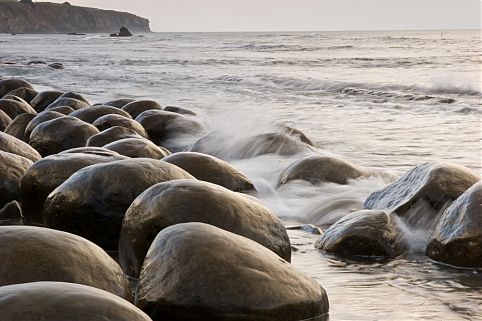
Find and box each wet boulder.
[0,110,12,131]
[163,152,256,192]
[70,105,132,123]
[104,138,170,159]
[43,158,195,250]
[4,113,36,141]
[0,226,130,298]
[0,282,152,321]
[315,210,407,258]
[122,99,163,119]
[58,91,90,105]
[45,105,75,114]
[104,98,135,108]
[24,111,65,139]
[0,131,41,161]
[164,105,196,116]
[29,116,100,156]
[5,87,38,103]
[87,126,144,147]
[120,179,289,277]
[46,97,89,110]
[0,151,32,208]
[136,222,328,321]
[93,114,148,137]
[21,152,126,224]
[277,123,315,146]
[364,162,480,226]
[0,98,37,119]
[426,182,482,267]
[0,78,33,98]
[30,90,63,112]
[278,155,371,186]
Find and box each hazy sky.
[49,0,481,32]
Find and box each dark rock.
[135,110,203,146]
[0,201,22,225]
[45,105,75,114]
[164,105,196,116]
[278,155,371,186]
[0,226,131,298]
[0,110,12,131]
[43,158,195,250]
[104,138,170,159]
[0,98,37,118]
[5,87,38,103]
[29,116,99,156]
[315,210,407,258]
[58,91,90,105]
[70,105,132,123]
[0,151,32,208]
[111,26,133,37]
[48,62,64,69]
[93,114,148,137]
[0,282,152,321]
[24,111,65,139]
[0,131,41,161]
[120,179,290,277]
[4,113,36,141]
[364,162,480,227]
[0,78,33,98]
[121,99,163,119]
[277,123,315,146]
[21,152,127,224]
[87,126,144,147]
[59,146,124,157]
[30,90,63,112]
[136,222,328,321]
[426,181,482,267]
[27,60,47,65]
[104,98,135,108]
[46,97,89,110]
[163,152,256,192]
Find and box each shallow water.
[1,30,481,320]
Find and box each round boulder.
[29,116,99,156]
[24,110,65,139]
[104,138,170,159]
[0,226,130,298]
[136,222,328,321]
[163,152,256,192]
[0,131,41,161]
[0,110,12,131]
[43,158,195,250]
[164,105,196,115]
[0,78,33,98]
[70,105,132,123]
[30,90,63,112]
[0,282,152,321]
[0,98,37,119]
[426,181,482,267]
[46,97,89,110]
[5,87,38,103]
[21,152,126,224]
[104,98,135,108]
[120,179,289,277]
[122,99,163,119]
[93,114,148,137]
[87,126,144,147]
[0,151,32,208]
[45,105,75,114]
[58,91,90,105]
[4,113,36,141]
[315,210,407,258]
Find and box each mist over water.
[1,29,481,320]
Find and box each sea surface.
[1,30,481,320]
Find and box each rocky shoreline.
[0,77,480,320]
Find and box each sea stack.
[111,27,133,37]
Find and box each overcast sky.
[49,0,481,32]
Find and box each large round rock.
[104,98,135,108]
[426,181,482,267]
[120,179,289,277]
[70,105,132,123]
[93,114,148,137]
[278,155,371,186]
[24,110,65,139]
[315,210,407,258]
[0,98,37,118]
[104,138,170,159]
[137,222,328,321]
[0,282,152,321]
[5,87,38,103]
[43,158,195,250]
[0,151,33,208]
[364,162,480,227]
[29,116,99,156]
[30,90,63,112]
[163,152,256,192]
[122,99,163,119]
[4,113,36,141]
[87,126,144,147]
[46,97,89,110]
[0,226,130,298]
[0,131,41,161]
[0,110,12,131]
[0,78,34,97]
[21,152,127,224]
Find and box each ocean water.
[1,30,481,320]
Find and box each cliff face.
[0,1,151,34]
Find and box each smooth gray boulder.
[0,110,12,131]
[70,105,132,123]
[0,151,32,208]
[121,99,163,119]
[87,126,144,147]
[93,114,148,137]
[104,138,170,159]
[30,90,63,112]
[4,113,36,141]
[0,131,41,161]
[0,78,34,98]
[0,98,37,119]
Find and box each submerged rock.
[0,151,32,209]
[136,222,328,321]
[0,226,130,298]
[87,126,144,147]
[364,162,479,227]
[426,181,482,267]
[29,116,99,156]
[43,158,195,250]
[104,138,170,159]
[315,210,407,258]
[0,131,41,161]
[162,151,256,192]
[119,179,289,277]
[21,152,126,224]
[0,282,152,321]
[278,155,371,186]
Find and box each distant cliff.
[0,0,151,34]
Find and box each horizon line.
[149,27,481,33]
